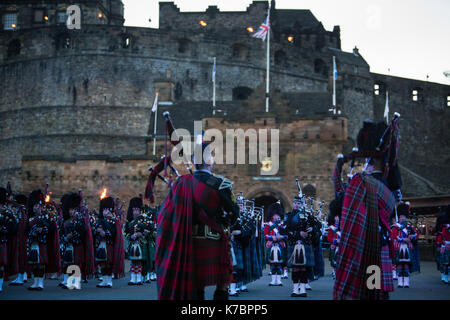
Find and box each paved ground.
[1,261,448,300]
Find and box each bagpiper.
[26,190,61,291]
[326,196,343,280]
[93,196,125,288]
[0,187,18,293]
[435,205,450,284]
[284,191,317,298]
[125,197,155,286]
[391,202,418,288]
[229,193,246,297]
[59,193,94,289]
[334,116,402,300]
[155,139,239,300]
[264,201,287,287]
[9,193,29,286]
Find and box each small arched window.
[412,88,421,102]
[7,39,21,58]
[232,44,248,61]
[274,50,287,66]
[232,86,253,101]
[122,34,131,49]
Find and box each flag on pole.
[384,91,389,123]
[212,60,216,83]
[333,57,338,80]
[152,93,159,112]
[252,11,270,41]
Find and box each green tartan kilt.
[439,248,450,266]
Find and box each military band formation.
[0,112,449,300]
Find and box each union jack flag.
[252,12,270,41]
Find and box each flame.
[247,27,254,33]
[45,195,50,203]
[100,188,108,200]
[199,20,207,27]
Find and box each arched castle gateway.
[0,1,449,213]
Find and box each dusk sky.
[122,0,450,85]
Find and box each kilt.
[28,243,49,265]
[0,243,7,265]
[439,248,450,266]
[287,243,315,268]
[63,244,85,266]
[193,238,231,287]
[394,243,411,265]
[232,242,244,271]
[380,245,394,292]
[95,243,114,265]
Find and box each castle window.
[3,13,18,30]
[446,96,450,107]
[154,81,175,103]
[412,89,420,101]
[7,39,21,58]
[122,35,131,49]
[34,9,46,23]
[274,50,287,66]
[314,58,328,76]
[57,12,68,25]
[178,39,190,54]
[232,86,253,101]
[232,44,248,61]
[374,84,380,95]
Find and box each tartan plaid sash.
[83,214,95,279]
[333,173,395,300]
[156,174,229,300]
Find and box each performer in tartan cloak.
[125,197,155,286]
[391,202,417,288]
[0,188,19,293]
[239,205,256,292]
[9,193,29,286]
[264,201,287,286]
[284,195,316,297]
[26,190,61,291]
[93,196,125,288]
[435,206,449,284]
[59,193,93,290]
[326,196,343,280]
[333,117,402,300]
[155,141,239,300]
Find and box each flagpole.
[333,56,336,115]
[153,96,158,156]
[265,4,271,113]
[213,57,216,115]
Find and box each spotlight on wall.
[44,16,49,21]
[247,27,254,33]
[98,12,103,19]
[287,36,294,43]
[199,20,207,27]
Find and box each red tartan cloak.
[155,174,232,300]
[333,173,395,300]
[111,218,125,279]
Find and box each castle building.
[1,1,449,218]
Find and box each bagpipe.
[295,179,327,224]
[144,111,193,203]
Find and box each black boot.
[213,289,229,301]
